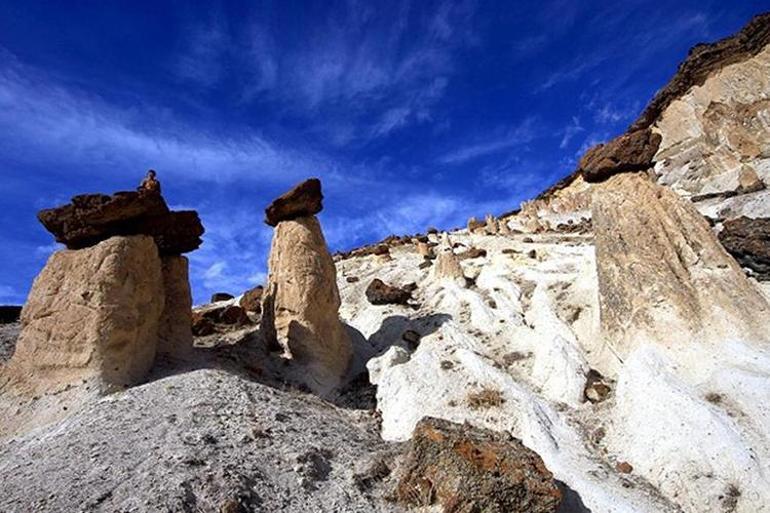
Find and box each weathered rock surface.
[261,216,352,393]
[592,173,770,360]
[37,190,204,254]
[654,42,770,198]
[579,128,662,183]
[211,292,235,302]
[396,417,562,513]
[239,285,263,313]
[157,256,193,358]
[365,279,412,305]
[3,235,164,390]
[718,216,770,279]
[264,178,323,227]
[632,12,770,131]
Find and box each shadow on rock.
[556,480,593,513]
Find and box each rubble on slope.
[718,216,770,280]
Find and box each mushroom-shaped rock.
[264,178,323,227]
[261,182,351,393]
[432,235,466,286]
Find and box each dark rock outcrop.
[0,306,22,324]
[630,12,770,131]
[264,178,323,227]
[211,293,234,302]
[395,417,561,512]
[718,216,770,280]
[365,279,412,306]
[579,128,662,183]
[37,182,204,255]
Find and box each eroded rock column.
[261,178,352,393]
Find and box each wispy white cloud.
[559,116,585,149]
[0,284,20,303]
[0,48,329,184]
[438,117,538,165]
[174,15,230,87]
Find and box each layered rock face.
[718,216,770,279]
[592,172,770,361]
[261,179,352,394]
[6,236,164,389]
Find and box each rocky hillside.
[2,12,770,513]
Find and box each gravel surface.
[0,368,405,513]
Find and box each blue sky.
[0,1,766,305]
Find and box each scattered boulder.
[264,178,322,227]
[37,180,204,255]
[345,276,360,283]
[583,369,611,403]
[579,128,661,183]
[5,236,164,389]
[395,417,562,512]
[458,247,487,260]
[718,216,770,280]
[365,279,412,306]
[261,183,352,393]
[219,305,250,326]
[239,285,263,313]
[211,292,234,303]
[0,306,21,324]
[615,461,634,474]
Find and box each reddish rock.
[616,461,634,474]
[239,285,263,313]
[264,178,323,227]
[365,279,412,306]
[396,417,561,512]
[191,311,215,337]
[579,128,662,183]
[219,305,250,326]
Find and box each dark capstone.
[264,178,323,227]
[579,128,662,183]
[718,216,770,280]
[211,292,235,303]
[37,189,203,255]
[395,417,562,512]
[365,279,412,305]
[0,305,22,324]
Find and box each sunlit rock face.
[654,44,770,198]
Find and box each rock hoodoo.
[592,172,770,361]
[261,178,352,394]
[3,172,203,393]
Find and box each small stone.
[616,461,633,474]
